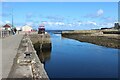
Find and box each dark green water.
[38,32,118,78]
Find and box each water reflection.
[38,50,51,63]
[33,42,52,64]
[45,32,118,78]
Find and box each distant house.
[16,27,21,31]
[22,25,32,32]
[3,24,11,30]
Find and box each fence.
[0,30,13,38]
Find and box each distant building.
[101,28,112,30]
[3,24,11,30]
[16,27,21,31]
[22,25,32,32]
[114,22,120,29]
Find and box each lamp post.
[11,9,14,28]
[11,9,15,35]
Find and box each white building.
[16,27,21,31]
[22,25,32,31]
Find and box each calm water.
[39,32,118,78]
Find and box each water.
[39,32,118,78]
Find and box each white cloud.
[26,22,33,26]
[45,15,65,22]
[78,22,82,25]
[100,23,114,27]
[55,22,65,26]
[47,22,54,26]
[71,22,82,26]
[97,9,104,16]
[68,23,72,27]
[101,16,117,23]
[41,21,48,25]
[41,21,65,26]
[0,21,4,25]
[84,9,104,18]
[39,20,115,30]
[36,20,114,30]
[5,20,10,24]
[87,21,97,25]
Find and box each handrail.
[0,30,13,38]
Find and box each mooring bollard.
[24,52,32,58]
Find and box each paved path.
[2,34,24,78]
[0,39,2,79]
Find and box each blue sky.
[1,2,118,30]
[1,0,120,2]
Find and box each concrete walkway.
[2,34,24,78]
[0,39,2,80]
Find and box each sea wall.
[29,33,51,51]
[29,32,52,63]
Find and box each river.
[38,32,118,78]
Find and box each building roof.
[3,24,11,28]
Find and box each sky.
[1,0,120,2]
[0,2,118,30]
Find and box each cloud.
[55,22,65,26]
[97,9,104,16]
[1,13,11,17]
[0,20,13,26]
[86,21,97,25]
[101,16,117,23]
[45,15,64,21]
[41,21,65,26]
[98,23,114,28]
[84,9,104,18]
[25,22,33,26]
[24,20,114,30]
[5,20,10,23]
[41,20,97,27]
[84,9,116,26]
[72,21,97,26]
[62,21,98,30]
[0,21,4,26]
[26,13,35,19]
[41,20,98,30]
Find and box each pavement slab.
[2,34,24,78]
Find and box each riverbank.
[62,30,120,49]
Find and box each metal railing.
[0,30,13,38]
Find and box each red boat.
[38,24,45,34]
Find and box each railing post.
[2,31,4,38]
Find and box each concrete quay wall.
[7,34,49,80]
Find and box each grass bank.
[62,30,120,49]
